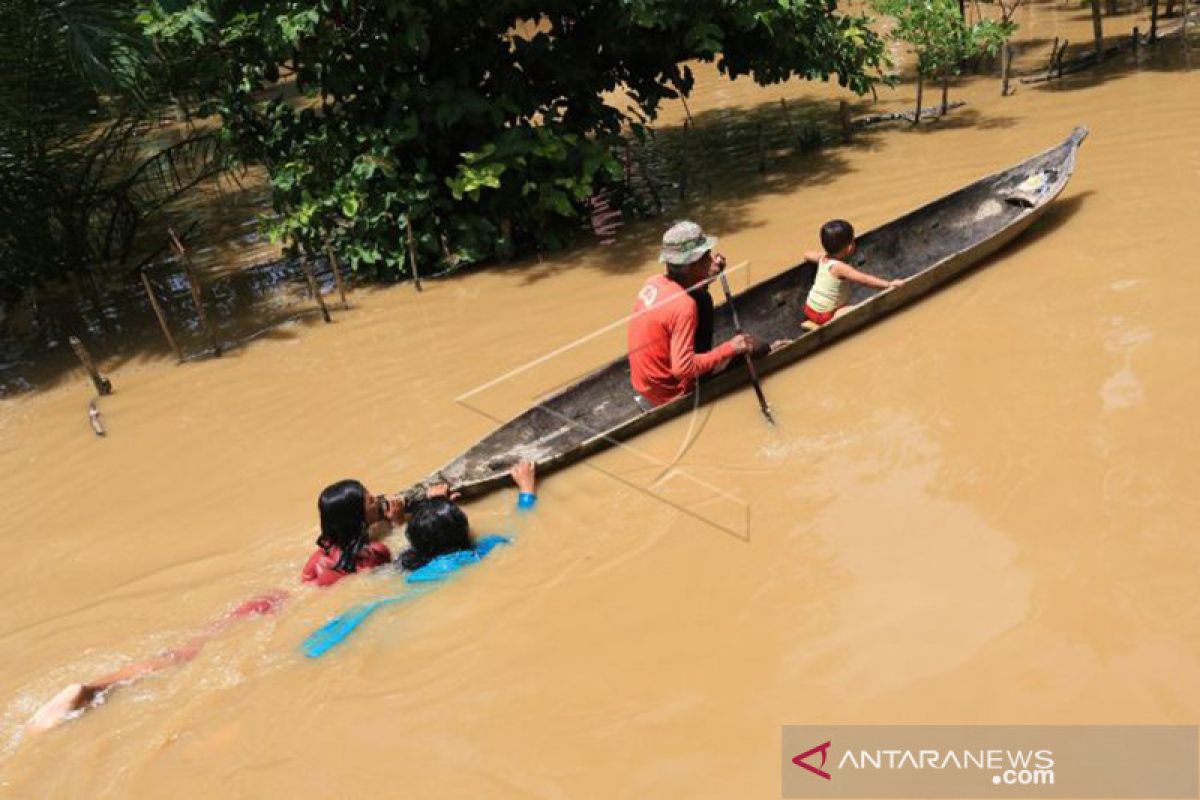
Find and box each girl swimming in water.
[303,479,451,586]
[398,460,537,580]
[27,477,462,731]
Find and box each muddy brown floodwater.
[2,6,1199,798]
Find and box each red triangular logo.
[793,740,832,780]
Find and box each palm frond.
[0,0,225,289]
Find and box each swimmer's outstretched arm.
[510,459,537,509]
[27,590,287,733]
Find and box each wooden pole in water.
[1150,0,1160,42]
[1001,44,1013,95]
[623,139,632,191]
[914,75,924,124]
[88,400,106,437]
[139,268,182,362]
[680,119,692,199]
[1184,0,1191,60]
[300,255,332,323]
[634,147,664,215]
[756,121,767,173]
[1090,0,1104,58]
[779,98,798,148]
[679,94,695,127]
[68,336,112,396]
[323,241,349,309]
[1056,40,1070,78]
[838,100,852,143]
[405,217,423,292]
[498,217,513,261]
[1047,36,1060,74]
[167,227,220,357]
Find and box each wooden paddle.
[717,270,775,425]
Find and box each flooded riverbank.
[2,6,1198,797]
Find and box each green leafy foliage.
[139,0,890,279]
[873,0,1014,84]
[0,0,227,302]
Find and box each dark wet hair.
[399,498,472,572]
[317,479,369,573]
[820,219,855,255]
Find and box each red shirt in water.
[627,274,737,406]
[301,541,392,587]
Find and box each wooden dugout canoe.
[403,126,1088,502]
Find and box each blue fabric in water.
[405,534,510,583]
[302,493,533,657]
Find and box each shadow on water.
[0,92,1031,396]
[0,254,343,397]
[907,107,1021,133]
[998,190,1094,256]
[1025,22,1197,93]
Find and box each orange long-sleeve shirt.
[627,274,736,406]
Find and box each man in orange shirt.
[627,221,755,407]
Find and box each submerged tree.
[874,0,1012,123]
[138,1,890,280]
[0,0,225,304]
[977,0,1025,95]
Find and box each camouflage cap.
[658,220,717,266]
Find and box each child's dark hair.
[820,219,855,255]
[317,479,369,573]
[399,498,472,571]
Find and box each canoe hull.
[405,127,1087,502]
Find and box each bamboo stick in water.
[167,227,221,357]
[68,336,112,396]
[140,268,183,362]
[406,217,424,292]
[300,256,332,323]
[324,242,350,309]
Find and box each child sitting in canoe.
[801,219,903,327]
